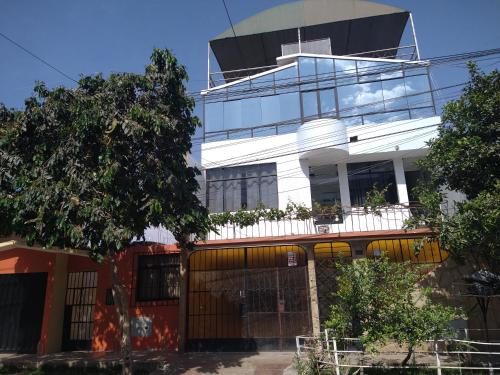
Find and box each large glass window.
[382,78,408,110]
[242,97,262,128]
[302,91,319,119]
[136,254,180,301]
[261,95,280,124]
[319,89,336,116]
[203,58,436,141]
[347,161,398,206]
[405,74,432,108]
[279,92,300,121]
[206,163,278,212]
[338,81,384,116]
[310,164,341,206]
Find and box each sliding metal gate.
[62,271,98,350]
[187,246,311,351]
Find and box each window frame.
[135,253,180,302]
[206,163,278,213]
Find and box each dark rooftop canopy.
[210,0,409,75]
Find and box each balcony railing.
[203,204,428,242]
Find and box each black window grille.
[347,161,398,206]
[206,163,278,213]
[136,254,180,302]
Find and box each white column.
[337,163,351,208]
[277,157,311,209]
[393,158,409,204]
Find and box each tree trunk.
[401,347,414,367]
[110,254,133,375]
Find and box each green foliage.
[324,257,461,363]
[294,351,331,375]
[363,183,391,215]
[421,63,499,199]
[0,49,210,258]
[406,64,500,270]
[208,200,350,229]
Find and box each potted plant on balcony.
[363,183,391,216]
[312,202,343,227]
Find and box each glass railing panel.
[410,107,435,119]
[356,60,384,82]
[274,65,298,94]
[299,57,317,90]
[205,101,223,133]
[250,73,275,96]
[253,125,277,137]
[335,59,357,84]
[242,97,262,128]
[316,58,335,89]
[223,99,243,130]
[261,95,281,124]
[277,122,300,134]
[364,110,410,124]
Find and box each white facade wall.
[201,116,441,208]
[199,116,442,240]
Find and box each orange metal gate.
[187,246,311,351]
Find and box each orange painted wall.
[66,244,180,352]
[0,244,181,353]
[0,248,57,354]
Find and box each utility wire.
[192,47,500,101]
[0,31,78,84]
[221,0,247,70]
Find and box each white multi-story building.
[187,0,450,352]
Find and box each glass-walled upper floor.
[202,55,436,142]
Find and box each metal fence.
[296,330,500,374]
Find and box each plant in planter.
[363,183,391,216]
[312,202,343,225]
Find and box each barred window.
[136,254,180,301]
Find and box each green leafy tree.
[0,49,210,374]
[325,257,460,366]
[406,64,500,270]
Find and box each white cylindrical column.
[337,162,351,208]
[393,158,409,204]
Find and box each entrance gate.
[187,245,311,351]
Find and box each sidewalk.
[0,351,297,375]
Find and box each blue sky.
[1,0,499,111]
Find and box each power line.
[221,0,247,70]
[191,47,500,101]
[0,30,78,84]
[194,81,465,154]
